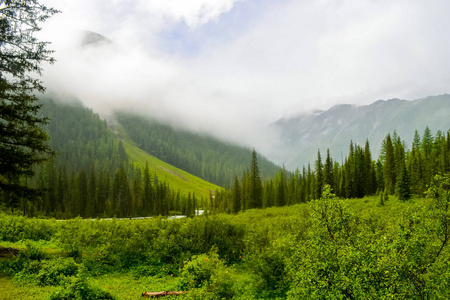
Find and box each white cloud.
[39,0,450,149]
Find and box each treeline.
[115,112,280,187]
[23,161,200,218]
[212,127,450,213]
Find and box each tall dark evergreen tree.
[0,1,58,207]
[396,163,411,201]
[77,169,88,217]
[232,175,241,213]
[323,149,334,190]
[248,149,263,209]
[275,168,286,207]
[315,149,324,199]
[383,134,396,194]
[143,162,153,215]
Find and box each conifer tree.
[383,134,396,194]
[143,162,153,215]
[248,149,263,209]
[232,175,241,213]
[315,149,324,199]
[396,163,411,200]
[275,168,286,207]
[0,1,58,205]
[77,169,88,217]
[323,149,334,189]
[364,139,375,195]
[263,179,275,208]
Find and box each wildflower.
[206,257,208,261]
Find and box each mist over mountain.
[263,94,450,170]
[41,31,450,174]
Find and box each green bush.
[49,266,115,300]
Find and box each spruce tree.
[232,175,241,213]
[383,134,395,194]
[0,1,58,206]
[248,149,263,209]
[396,163,411,201]
[323,149,334,189]
[315,149,324,199]
[275,168,286,207]
[143,162,153,215]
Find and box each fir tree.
[248,149,263,209]
[383,134,395,194]
[232,175,241,213]
[0,1,58,206]
[315,149,324,199]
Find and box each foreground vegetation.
[1,174,449,299]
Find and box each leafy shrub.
[178,247,255,299]
[35,257,78,286]
[49,266,116,300]
[179,248,225,290]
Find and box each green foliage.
[2,186,450,298]
[0,213,56,242]
[48,266,115,300]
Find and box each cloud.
[38,0,450,151]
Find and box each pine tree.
[0,1,58,205]
[323,149,334,190]
[263,179,275,208]
[275,168,286,207]
[143,162,153,215]
[232,175,241,213]
[77,169,88,217]
[364,139,375,195]
[315,149,324,199]
[383,134,396,194]
[248,149,263,209]
[396,163,411,201]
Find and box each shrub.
[49,266,115,300]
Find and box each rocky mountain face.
[266,94,450,170]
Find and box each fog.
[39,0,450,151]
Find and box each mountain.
[114,112,281,187]
[37,97,220,200]
[267,94,450,170]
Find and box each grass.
[0,274,57,300]
[116,122,222,200]
[92,273,182,300]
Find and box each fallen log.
[142,291,188,298]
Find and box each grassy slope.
[116,123,221,200]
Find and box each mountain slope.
[38,97,220,200]
[114,112,281,187]
[113,122,220,199]
[268,94,450,170]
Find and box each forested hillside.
[115,112,280,187]
[10,98,220,218]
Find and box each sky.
[39,0,450,148]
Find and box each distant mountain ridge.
[267,94,450,170]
